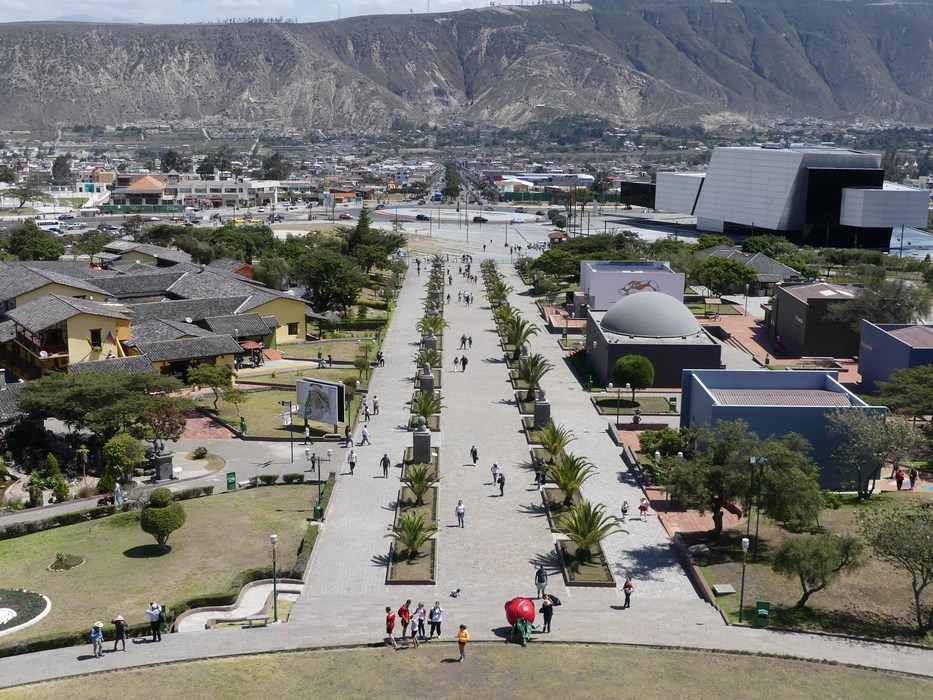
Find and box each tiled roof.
[127,319,216,345]
[108,260,161,274]
[0,382,27,423]
[710,388,854,407]
[0,320,15,343]
[7,295,129,333]
[201,313,273,338]
[0,265,110,305]
[209,257,252,273]
[134,335,243,362]
[128,297,248,324]
[94,270,187,298]
[262,315,281,329]
[166,268,297,311]
[69,355,156,375]
[700,246,803,283]
[15,262,119,281]
[101,241,190,264]
[888,325,933,347]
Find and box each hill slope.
[0,0,931,131]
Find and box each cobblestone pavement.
[2,258,932,689]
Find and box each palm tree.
[559,501,623,562]
[504,316,540,361]
[415,348,442,369]
[416,315,449,337]
[488,280,514,306]
[400,463,440,506]
[547,452,597,507]
[518,353,553,402]
[386,510,438,560]
[494,303,516,327]
[532,422,576,463]
[410,391,445,421]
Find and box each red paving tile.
[181,410,236,440]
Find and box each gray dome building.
[587,292,722,389]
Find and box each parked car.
[510,217,525,224]
[515,207,526,213]
[57,213,74,220]
[535,210,545,216]
[484,206,495,211]
[416,213,431,221]
[472,215,488,224]
[338,213,353,220]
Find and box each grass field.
[216,385,363,438]
[686,491,932,642]
[592,396,673,415]
[5,644,930,699]
[0,486,316,649]
[278,339,379,363]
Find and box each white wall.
[655,172,704,214]
[839,187,929,228]
[580,262,685,310]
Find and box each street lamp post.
[748,456,766,561]
[654,450,661,483]
[744,283,749,316]
[270,533,279,623]
[738,536,750,623]
[278,400,294,463]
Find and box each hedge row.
[0,505,117,542]
[173,485,214,501]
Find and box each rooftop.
[781,283,858,302]
[709,388,854,407]
[887,325,933,347]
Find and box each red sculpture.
[504,597,536,625]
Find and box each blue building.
[681,369,885,489]
[859,321,933,392]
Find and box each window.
[287,322,299,335]
[89,328,102,349]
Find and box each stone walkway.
[1,258,932,689]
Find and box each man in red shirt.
[398,600,412,639]
[385,606,398,648]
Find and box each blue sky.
[0,0,504,24]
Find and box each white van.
[36,220,63,233]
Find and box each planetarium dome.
[600,292,701,338]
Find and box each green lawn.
[278,339,380,363]
[685,491,932,642]
[217,386,362,438]
[242,367,369,390]
[0,486,317,649]
[686,303,741,316]
[8,644,929,699]
[592,396,673,414]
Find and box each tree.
[826,279,932,332]
[252,256,289,291]
[140,487,186,550]
[7,182,47,209]
[518,353,553,402]
[416,315,449,337]
[188,363,233,411]
[546,452,597,508]
[414,348,442,369]
[410,392,444,422]
[503,317,539,361]
[488,280,514,306]
[386,510,437,560]
[825,409,890,499]
[294,249,366,312]
[130,400,187,455]
[50,154,73,185]
[559,501,623,562]
[220,388,248,417]
[771,534,863,607]
[102,433,147,484]
[637,426,696,457]
[532,422,575,463]
[160,149,189,173]
[400,463,440,506]
[6,221,65,261]
[859,503,933,634]
[696,256,757,295]
[612,355,655,396]
[741,234,798,259]
[877,366,933,419]
[260,151,291,180]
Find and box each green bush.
[258,474,279,486]
[148,487,173,508]
[51,479,69,503]
[0,505,117,541]
[282,473,305,484]
[173,485,214,501]
[190,446,208,459]
[140,489,186,548]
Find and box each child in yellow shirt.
[457,624,470,662]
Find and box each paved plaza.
[1,241,932,689]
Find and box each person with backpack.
[111,615,127,652]
[535,565,548,598]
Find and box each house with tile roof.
[699,245,805,294]
[111,174,166,206]
[94,242,191,268]
[0,264,112,317]
[0,295,131,378]
[128,336,242,381]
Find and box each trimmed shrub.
[191,446,208,459]
[282,473,305,484]
[140,488,186,548]
[258,474,279,486]
[173,485,214,501]
[0,505,117,541]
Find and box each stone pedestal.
[412,429,432,464]
[419,373,435,393]
[533,401,551,430]
[154,453,175,481]
[423,335,437,351]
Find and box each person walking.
[460,334,467,349]
[111,615,127,652]
[498,470,505,496]
[622,576,634,609]
[90,621,104,658]
[344,424,352,448]
[620,501,629,522]
[460,356,468,372]
[372,395,379,415]
[364,405,371,422]
[895,469,905,491]
[414,602,427,640]
[457,625,470,662]
[303,424,310,445]
[456,500,465,528]
[327,354,333,368]
[540,596,554,633]
[909,467,918,490]
[146,603,162,642]
[638,497,649,521]
[409,618,420,648]
[347,449,357,475]
[453,356,460,372]
[535,565,548,599]
[385,606,398,648]
[490,462,500,487]
[428,602,443,638]
[360,426,371,446]
[398,600,412,639]
[470,445,478,465]
[468,336,473,349]
[381,453,391,478]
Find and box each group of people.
[385,601,470,661]
[893,467,919,490]
[89,602,163,658]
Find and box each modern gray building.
[656,145,929,249]
[766,283,860,358]
[681,369,885,489]
[586,292,721,388]
[858,321,933,392]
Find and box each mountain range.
[0,0,931,132]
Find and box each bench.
[246,615,270,628]
[236,478,257,489]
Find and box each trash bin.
[240,417,247,433]
[668,397,677,412]
[755,600,770,627]
[313,505,323,521]
[226,472,237,491]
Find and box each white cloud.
[0,0,497,24]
